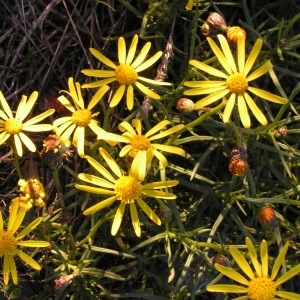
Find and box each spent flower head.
[53,77,110,157]
[18,178,46,208]
[102,119,185,181]
[76,148,179,237]
[0,199,50,285]
[81,34,170,110]
[207,237,300,299]
[184,34,288,128]
[0,91,54,157]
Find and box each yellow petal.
[130,203,141,237]
[184,85,227,96]
[153,144,185,157]
[142,180,179,189]
[17,91,38,121]
[110,85,126,107]
[3,254,10,285]
[237,34,245,73]
[83,196,117,215]
[184,80,226,88]
[126,35,138,65]
[217,34,237,73]
[99,147,123,178]
[189,60,227,78]
[243,92,268,125]
[0,91,13,119]
[131,150,147,181]
[276,291,300,300]
[135,51,162,73]
[245,237,262,278]
[214,263,250,286]
[15,249,41,270]
[237,95,251,128]
[132,119,142,135]
[76,184,116,196]
[131,42,151,69]
[194,89,230,109]
[222,93,236,123]
[145,120,170,138]
[18,241,50,247]
[207,284,247,293]
[14,134,24,157]
[126,84,134,110]
[230,246,255,280]
[275,263,300,286]
[89,48,117,69]
[88,85,110,110]
[136,198,161,225]
[142,189,176,200]
[111,202,125,235]
[260,240,269,277]
[243,39,263,77]
[16,217,43,239]
[138,76,171,86]
[247,60,273,82]
[271,241,289,280]
[135,81,160,99]
[247,86,288,104]
[78,174,114,189]
[207,36,234,75]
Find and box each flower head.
[0,199,50,285]
[53,77,110,157]
[0,91,54,157]
[76,148,178,237]
[18,178,46,208]
[207,237,300,299]
[81,35,170,110]
[101,119,185,181]
[184,34,288,128]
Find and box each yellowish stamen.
[226,73,248,94]
[72,109,92,127]
[115,64,138,85]
[247,277,276,300]
[114,175,142,204]
[130,135,151,154]
[4,118,23,134]
[0,230,18,255]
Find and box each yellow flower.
[0,91,54,157]
[184,34,288,128]
[102,119,185,181]
[207,237,300,299]
[0,199,50,285]
[18,178,47,208]
[53,77,110,157]
[81,35,170,110]
[76,148,178,237]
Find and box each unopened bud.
[201,23,211,36]
[206,12,226,29]
[227,26,246,42]
[257,206,278,230]
[177,98,195,113]
[212,254,230,267]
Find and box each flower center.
[247,277,276,300]
[18,178,46,205]
[4,118,23,134]
[114,175,142,204]
[115,64,138,85]
[72,109,92,127]
[226,73,248,94]
[130,135,151,157]
[0,230,18,255]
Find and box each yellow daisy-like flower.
[184,34,288,128]
[0,199,50,285]
[81,34,170,110]
[76,147,178,237]
[207,237,300,299]
[53,77,110,157]
[0,91,54,157]
[102,119,186,181]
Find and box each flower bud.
[229,147,248,176]
[274,126,287,137]
[227,26,246,42]
[177,98,195,113]
[257,206,278,230]
[206,12,226,29]
[212,254,230,267]
[201,23,211,36]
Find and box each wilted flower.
[212,254,230,267]
[18,178,46,207]
[176,98,195,113]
